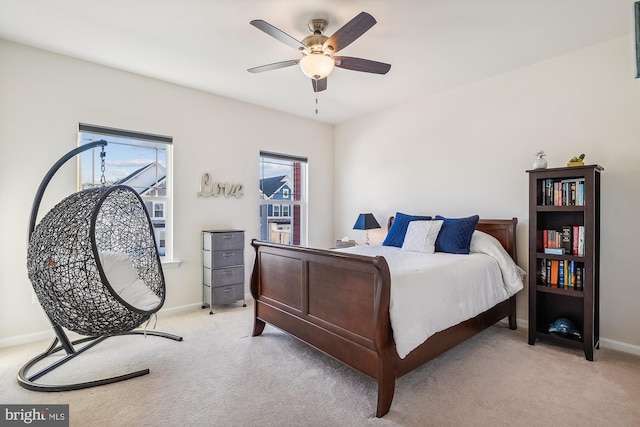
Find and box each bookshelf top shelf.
[526,164,604,174]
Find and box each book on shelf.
[564,259,575,289]
[561,226,573,253]
[575,267,583,290]
[539,259,547,285]
[544,247,565,255]
[558,260,564,288]
[546,259,551,286]
[543,229,562,249]
[578,226,585,256]
[542,228,573,251]
[549,260,559,287]
[540,178,585,206]
[539,259,584,290]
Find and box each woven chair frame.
[27,185,165,336]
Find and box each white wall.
[2,33,639,352]
[0,40,334,344]
[334,35,640,349]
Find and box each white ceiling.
[0,0,633,124]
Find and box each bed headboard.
[387,216,518,261]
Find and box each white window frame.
[77,123,175,263]
[259,151,307,246]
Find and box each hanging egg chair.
[18,140,182,392]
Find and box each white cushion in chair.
[98,251,161,311]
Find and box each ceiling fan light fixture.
[299,53,335,79]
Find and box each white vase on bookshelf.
[533,150,548,169]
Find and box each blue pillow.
[434,215,480,254]
[382,212,432,247]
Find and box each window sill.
[161,259,182,269]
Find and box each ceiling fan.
[247,11,391,93]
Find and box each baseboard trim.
[4,311,639,357]
[158,302,203,317]
[0,330,57,349]
[600,338,640,356]
[0,302,203,349]
[503,317,640,357]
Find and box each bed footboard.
[250,240,395,414]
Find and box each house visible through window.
[259,151,307,245]
[78,123,173,258]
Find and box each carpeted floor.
[1,305,639,427]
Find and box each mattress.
[336,231,525,358]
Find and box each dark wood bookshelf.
[527,164,602,361]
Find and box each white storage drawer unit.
[202,230,245,314]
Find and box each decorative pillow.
[434,215,480,254]
[401,220,444,253]
[382,212,432,247]
[99,251,161,311]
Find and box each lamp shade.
[299,53,335,79]
[353,213,381,230]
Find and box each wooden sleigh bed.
[250,218,519,417]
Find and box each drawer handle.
[223,287,232,292]
[222,252,234,257]
[222,235,234,239]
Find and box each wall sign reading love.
[196,173,244,198]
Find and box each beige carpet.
[1,305,639,427]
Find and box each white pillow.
[99,251,161,311]
[401,220,443,253]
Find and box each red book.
[572,226,579,255]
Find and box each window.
[259,151,307,245]
[78,123,173,259]
[153,202,165,219]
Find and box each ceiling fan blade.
[312,78,327,92]
[323,12,376,54]
[248,59,299,73]
[334,56,391,74]
[250,19,306,51]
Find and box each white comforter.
[336,231,525,359]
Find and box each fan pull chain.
[100,146,106,186]
[313,77,319,115]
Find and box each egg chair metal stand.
[18,140,182,392]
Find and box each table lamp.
[353,213,381,245]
